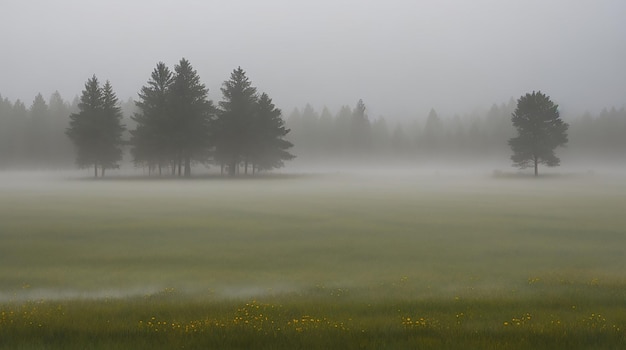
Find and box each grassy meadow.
[0,170,625,349]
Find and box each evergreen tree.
[508,91,568,176]
[131,62,175,175]
[66,76,125,177]
[170,58,214,177]
[99,81,125,176]
[250,93,294,172]
[215,67,258,176]
[350,99,372,153]
[28,93,50,166]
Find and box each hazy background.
[2,0,625,119]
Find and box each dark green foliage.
[99,81,125,175]
[214,67,259,176]
[214,67,294,176]
[131,59,215,177]
[66,76,125,177]
[251,93,295,171]
[131,62,175,174]
[170,58,215,177]
[508,91,568,176]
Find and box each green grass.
[0,172,625,348]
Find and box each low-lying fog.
[1,165,625,302]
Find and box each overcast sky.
[2,0,624,119]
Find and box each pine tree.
[215,67,258,176]
[350,99,372,154]
[250,93,294,172]
[66,76,125,177]
[131,62,175,175]
[99,80,125,176]
[170,58,214,177]
[28,93,50,166]
[508,91,568,176]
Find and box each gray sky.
[2,0,625,119]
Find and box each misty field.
[0,171,625,349]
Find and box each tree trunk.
[158,163,162,176]
[244,160,248,175]
[220,162,224,176]
[177,157,182,177]
[534,156,538,177]
[252,164,256,175]
[101,166,106,177]
[94,161,98,178]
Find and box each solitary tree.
[508,91,568,176]
[66,76,125,177]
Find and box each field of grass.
[0,171,625,349]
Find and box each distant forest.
[0,90,624,171]
[285,101,626,165]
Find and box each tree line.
[285,100,626,164]
[0,92,76,169]
[1,74,625,173]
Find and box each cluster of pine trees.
[66,58,294,177]
[66,78,125,177]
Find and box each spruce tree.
[99,81,125,176]
[131,62,175,175]
[28,93,50,166]
[350,99,372,153]
[170,58,214,177]
[215,67,258,176]
[250,93,294,172]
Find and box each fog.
[1,169,625,303]
[2,0,625,118]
